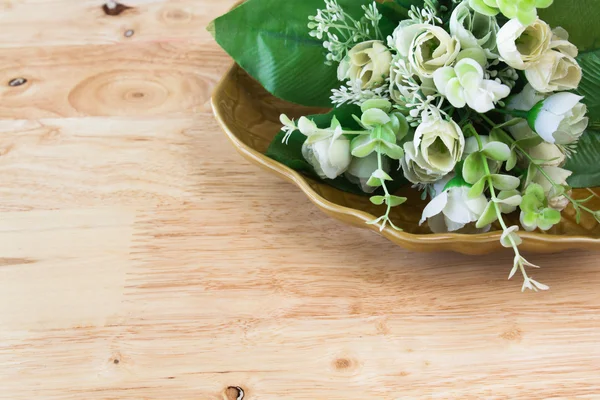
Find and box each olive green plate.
[211,64,600,254]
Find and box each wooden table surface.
[1,1,599,398]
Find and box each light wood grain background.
[0,1,599,399]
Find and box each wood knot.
[223,386,244,400]
[8,77,27,87]
[160,6,192,25]
[500,327,523,342]
[102,1,132,16]
[334,358,352,370]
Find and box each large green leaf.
[266,106,407,195]
[576,50,600,128]
[538,0,600,52]
[210,0,404,107]
[565,129,600,188]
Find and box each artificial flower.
[391,22,461,78]
[337,40,393,89]
[450,1,499,58]
[529,166,573,211]
[505,83,545,139]
[294,117,352,180]
[433,58,510,113]
[345,153,390,193]
[525,50,582,93]
[550,27,578,58]
[302,135,351,180]
[520,183,562,231]
[497,18,552,70]
[409,26,461,78]
[419,174,489,233]
[402,117,465,183]
[528,93,589,144]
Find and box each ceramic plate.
[212,64,600,254]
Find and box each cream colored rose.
[550,27,578,58]
[497,18,552,70]
[302,135,351,180]
[408,26,461,78]
[402,118,465,184]
[337,40,392,89]
[525,50,582,93]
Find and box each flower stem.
[491,108,529,119]
[377,150,392,230]
[481,115,599,220]
[472,129,529,283]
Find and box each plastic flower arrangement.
[210,0,600,291]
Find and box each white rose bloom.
[419,174,489,233]
[529,93,589,144]
[505,84,545,140]
[433,58,510,113]
[389,20,425,57]
[345,153,390,193]
[525,50,582,93]
[550,27,578,58]
[337,40,392,89]
[530,166,573,211]
[300,122,352,180]
[402,117,465,184]
[391,22,461,78]
[497,18,552,70]
[450,1,499,58]
[409,26,461,78]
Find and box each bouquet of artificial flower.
[210,0,600,291]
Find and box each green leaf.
[393,0,424,10]
[574,50,600,128]
[476,202,499,228]
[521,211,538,230]
[387,195,408,207]
[526,183,546,203]
[490,174,521,191]
[468,177,487,199]
[506,152,518,172]
[379,142,405,160]
[370,196,386,205]
[361,99,392,113]
[351,136,378,158]
[565,130,600,188]
[538,0,600,53]
[482,142,512,162]
[542,208,562,225]
[511,136,543,150]
[211,0,399,107]
[463,153,487,184]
